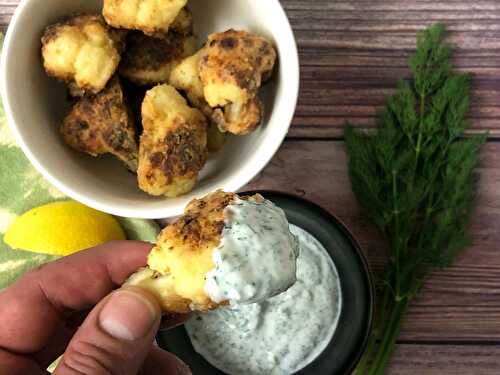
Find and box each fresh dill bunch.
[346,23,485,375]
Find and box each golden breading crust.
[170,50,211,115]
[60,76,139,171]
[199,29,277,108]
[120,32,196,86]
[211,97,263,136]
[169,7,194,36]
[103,0,187,37]
[41,14,125,96]
[119,7,195,85]
[138,84,208,197]
[126,190,263,313]
[170,50,227,152]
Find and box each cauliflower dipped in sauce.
[103,0,187,37]
[41,15,126,96]
[119,8,196,85]
[137,84,207,197]
[60,76,139,171]
[126,191,299,313]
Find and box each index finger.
[0,240,152,354]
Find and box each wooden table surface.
[2,0,500,373]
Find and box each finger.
[139,346,191,375]
[33,325,76,369]
[0,349,47,375]
[34,308,92,368]
[54,287,161,375]
[0,241,152,355]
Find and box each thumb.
[54,287,172,375]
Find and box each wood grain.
[283,0,500,138]
[245,140,500,342]
[388,344,500,374]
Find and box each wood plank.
[285,0,500,137]
[1,0,499,138]
[244,140,500,341]
[388,344,500,374]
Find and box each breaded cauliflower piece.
[126,190,299,313]
[126,191,264,312]
[169,7,194,36]
[170,50,226,151]
[60,76,138,171]
[41,14,125,96]
[199,29,277,108]
[103,0,187,37]
[127,191,239,312]
[170,50,210,114]
[211,97,263,136]
[120,7,195,85]
[120,32,196,86]
[138,84,207,197]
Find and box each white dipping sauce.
[205,198,300,304]
[187,225,342,375]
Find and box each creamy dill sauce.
[187,225,342,375]
[204,198,299,304]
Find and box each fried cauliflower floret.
[138,84,207,197]
[41,14,125,96]
[120,32,196,85]
[199,29,277,108]
[120,7,196,85]
[103,0,187,37]
[212,97,263,136]
[170,50,210,115]
[170,7,193,36]
[170,50,226,151]
[60,77,138,171]
[126,191,263,313]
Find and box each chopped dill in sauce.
[204,198,299,305]
[187,225,342,375]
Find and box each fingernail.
[99,289,157,341]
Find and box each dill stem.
[356,285,392,374]
[392,170,401,297]
[355,328,376,374]
[368,299,409,375]
[416,94,425,155]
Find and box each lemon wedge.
[4,201,125,256]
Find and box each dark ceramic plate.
[157,191,374,375]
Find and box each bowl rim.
[0,0,300,219]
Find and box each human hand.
[0,241,191,375]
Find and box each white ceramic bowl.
[0,0,299,219]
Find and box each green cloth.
[0,33,160,289]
